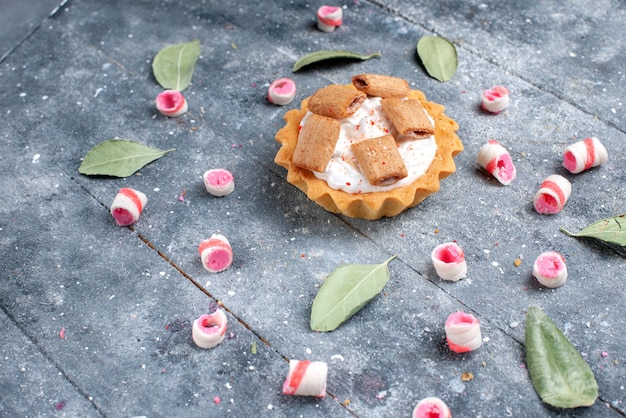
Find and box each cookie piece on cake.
[351,135,408,186]
[352,74,410,98]
[381,98,434,139]
[307,84,366,119]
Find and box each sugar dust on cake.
[275,74,463,219]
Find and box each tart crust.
[274,85,463,219]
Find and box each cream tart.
[274,74,463,219]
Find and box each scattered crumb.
[461,372,474,382]
[343,399,351,406]
[514,258,522,267]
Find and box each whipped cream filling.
[301,97,437,194]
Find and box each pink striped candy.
[533,174,572,215]
[198,234,233,273]
[282,359,328,398]
[110,188,148,226]
[481,85,509,114]
[317,5,343,32]
[156,90,188,117]
[268,78,296,106]
[445,312,482,353]
[533,251,567,288]
[192,309,228,349]
[432,242,467,282]
[477,139,516,185]
[203,169,235,197]
[562,137,608,174]
[413,397,452,418]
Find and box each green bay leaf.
[310,255,396,332]
[417,36,458,82]
[525,306,598,408]
[560,214,626,247]
[293,50,381,72]
[79,140,175,177]
[152,40,201,91]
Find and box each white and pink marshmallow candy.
[267,78,296,106]
[482,85,509,114]
[203,169,235,197]
[317,5,342,32]
[562,137,608,174]
[532,251,567,288]
[282,360,328,398]
[192,309,227,349]
[445,312,482,353]
[110,187,148,226]
[477,140,516,185]
[198,234,233,273]
[156,90,188,117]
[533,174,572,215]
[432,242,467,282]
[413,397,452,418]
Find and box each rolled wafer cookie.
[533,174,572,215]
[110,188,148,226]
[292,113,340,173]
[282,360,328,398]
[198,234,233,273]
[352,74,410,98]
[562,137,608,174]
[532,251,567,288]
[380,98,434,139]
[431,242,467,282]
[413,397,452,418]
[445,311,482,353]
[477,139,516,185]
[307,84,366,119]
[192,309,227,349]
[351,135,408,186]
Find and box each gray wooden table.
[1,0,624,416]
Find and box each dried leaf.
[79,140,175,177]
[417,36,458,82]
[310,255,396,332]
[292,50,381,72]
[152,40,201,91]
[560,214,626,247]
[525,306,598,408]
